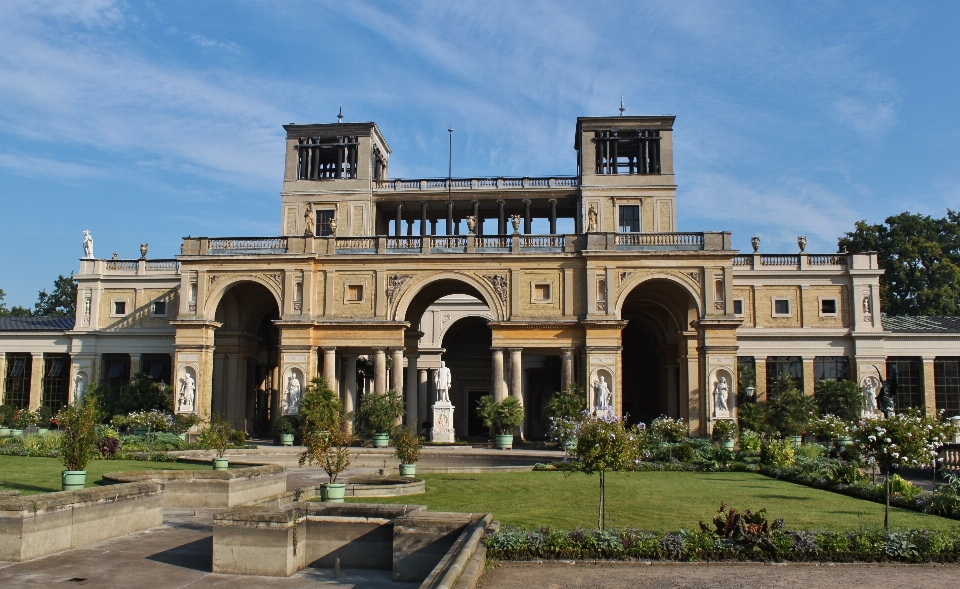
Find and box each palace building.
[2,114,960,438]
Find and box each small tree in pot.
[711,419,738,449]
[354,390,405,447]
[57,395,101,490]
[274,415,299,446]
[476,395,524,449]
[199,414,232,470]
[300,414,354,502]
[393,427,422,476]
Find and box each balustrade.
[520,235,564,249]
[145,260,180,271]
[105,260,138,271]
[732,255,751,266]
[807,254,847,266]
[615,232,704,247]
[760,255,799,266]
[335,237,376,250]
[373,176,579,191]
[207,238,287,253]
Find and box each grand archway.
[618,278,698,426]
[211,281,280,433]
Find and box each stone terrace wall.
[101,465,286,508]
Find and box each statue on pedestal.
[713,377,729,415]
[435,361,452,404]
[285,375,302,414]
[303,204,315,236]
[178,372,196,413]
[82,230,94,259]
[593,375,612,409]
[431,360,455,443]
[861,375,879,416]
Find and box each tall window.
[317,210,336,236]
[3,353,31,408]
[295,135,359,180]
[141,354,172,385]
[886,357,923,412]
[814,357,850,381]
[41,354,70,414]
[594,130,661,175]
[101,354,131,392]
[766,356,803,393]
[737,357,756,404]
[935,357,960,417]
[618,205,640,232]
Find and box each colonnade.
[392,198,560,237]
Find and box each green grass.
[348,471,960,532]
[0,456,209,495]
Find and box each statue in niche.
[82,230,94,259]
[178,371,196,413]
[303,204,315,236]
[74,374,86,403]
[862,296,871,314]
[713,376,729,414]
[587,204,598,232]
[593,375,612,409]
[861,375,879,416]
[434,360,452,403]
[285,375,302,413]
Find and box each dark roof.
[882,316,960,333]
[0,316,75,332]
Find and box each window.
[766,356,803,393]
[41,354,70,414]
[346,284,364,303]
[935,358,960,417]
[152,301,167,316]
[101,354,131,391]
[3,353,31,408]
[737,357,756,403]
[732,299,744,315]
[317,210,336,236]
[814,357,849,381]
[819,298,838,316]
[532,283,552,303]
[772,298,790,316]
[886,357,924,412]
[594,129,662,175]
[141,354,171,385]
[618,205,640,232]
[113,301,127,315]
[295,135,359,180]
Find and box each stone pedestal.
[430,401,455,443]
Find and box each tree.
[34,275,78,317]
[0,288,32,316]
[838,210,960,316]
[814,379,863,423]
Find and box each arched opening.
[619,278,697,426]
[440,316,493,438]
[212,281,280,433]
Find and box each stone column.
[548,199,557,234]
[29,352,43,410]
[322,347,337,391]
[802,357,815,396]
[0,354,6,405]
[492,348,506,401]
[395,202,403,237]
[418,369,429,432]
[497,200,506,234]
[420,202,428,236]
[446,201,454,235]
[523,200,532,234]
[344,354,357,431]
[561,348,575,392]
[373,348,387,394]
[509,348,523,405]
[405,354,418,429]
[130,354,142,379]
[391,348,404,395]
[922,357,937,417]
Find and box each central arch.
[392,272,503,326]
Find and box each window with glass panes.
[934,357,960,417]
[618,205,640,232]
[766,356,803,393]
[886,357,924,412]
[3,353,31,408]
[737,357,756,404]
[101,354,131,391]
[41,354,70,413]
[814,357,850,381]
[141,354,171,385]
[317,210,336,237]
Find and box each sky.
[1,1,959,307]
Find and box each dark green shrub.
[354,389,404,434]
[0,404,14,427]
[815,379,863,422]
[274,415,299,435]
[676,441,696,462]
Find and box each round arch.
[203,275,283,319]
[614,272,702,322]
[392,272,504,324]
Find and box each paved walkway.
[481,561,960,589]
[0,509,419,589]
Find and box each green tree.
[33,275,78,317]
[838,210,960,316]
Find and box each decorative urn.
[750,236,760,252]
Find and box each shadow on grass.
[0,481,56,494]
[146,536,212,572]
[756,494,813,501]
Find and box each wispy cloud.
[189,33,241,54]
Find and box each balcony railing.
[373,176,578,191]
[732,255,751,266]
[614,232,704,251]
[760,254,799,266]
[808,254,847,266]
[145,260,180,271]
[207,238,288,255]
[104,260,138,271]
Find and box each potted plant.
[199,414,232,470]
[476,395,524,449]
[812,414,852,447]
[711,419,738,450]
[56,395,100,491]
[300,413,354,502]
[354,390,405,448]
[274,415,298,446]
[171,412,200,441]
[393,427,421,476]
[545,385,587,450]
[0,404,13,436]
[11,408,39,437]
[37,406,53,434]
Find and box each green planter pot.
[280,433,295,446]
[10,429,23,438]
[786,435,802,447]
[37,428,50,435]
[320,483,346,502]
[371,433,390,448]
[133,427,149,436]
[0,427,10,437]
[212,458,229,471]
[495,434,514,450]
[62,470,87,491]
[834,436,853,447]
[177,433,187,441]
[399,464,417,477]
[721,440,735,450]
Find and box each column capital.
[371,346,386,352]
[320,346,337,352]
[388,346,405,353]
[508,347,523,353]
[548,198,557,204]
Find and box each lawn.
[0,456,208,495]
[348,471,960,532]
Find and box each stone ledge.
[101,465,286,508]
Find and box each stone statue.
[714,377,729,414]
[862,296,871,314]
[861,375,879,416]
[435,361,452,403]
[304,204,315,236]
[74,374,86,403]
[875,365,896,418]
[178,372,196,413]
[328,217,338,236]
[593,375,611,409]
[82,230,94,259]
[285,375,302,413]
[587,204,598,232]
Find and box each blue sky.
[1,1,959,306]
